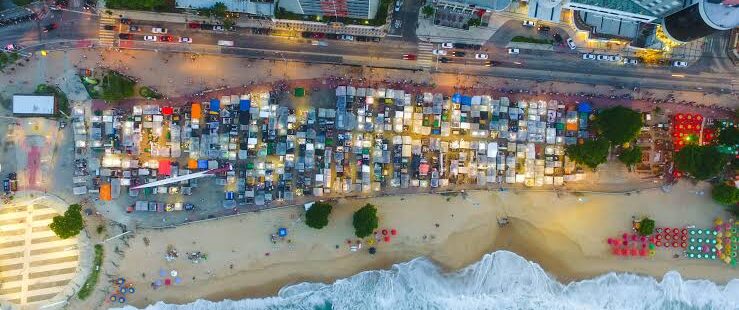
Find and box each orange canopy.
[188,159,198,169]
[191,103,202,119]
[100,183,112,201]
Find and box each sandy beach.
[88,179,739,309]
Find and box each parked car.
[159,35,173,42]
[608,55,622,62]
[402,54,416,60]
[596,54,609,61]
[523,20,535,27]
[143,35,157,41]
[2,179,9,193]
[582,53,595,60]
[474,53,489,59]
[151,27,167,34]
[673,60,688,67]
[566,38,576,49]
[179,37,192,43]
[341,35,354,41]
[217,40,234,46]
[43,23,58,32]
[212,25,224,31]
[452,51,465,57]
[537,25,550,32]
[507,48,519,54]
[453,43,478,49]
[622,58,639,65]
[439,57,451,63]
[188,22,202,29]
[119,33,133,40]
[120,18,131,25]
[432,49,447,56]
[441,42,453,49]
[103,24,116,31]
[129,25,140,32]
[394,1,402,11]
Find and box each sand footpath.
[105,181,738,308]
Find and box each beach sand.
[107,181,738,308]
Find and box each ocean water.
[115,251,739,310]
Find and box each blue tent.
[239,99,251,111]
[577,102,592,113]
[197,160,208,170]
[452,93,462,103]
[225,192,234,200]
[210,99,220,112]
[461,96,472,106]
[278,227,287,237]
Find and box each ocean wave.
[115,251,739,310]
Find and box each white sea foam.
[115,251,739,310]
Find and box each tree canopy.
[305,202,333,229]
[674,145,727,180]
[353,204,378,238]
[49,204,85,239]
[638,217,655,236]
[566,138,610,169]
[422,5,435,18]
[711,183,738,206]
[596,106,643,145]
[618,146,642,167]
[717,127,739,147]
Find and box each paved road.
[0,2,97,49]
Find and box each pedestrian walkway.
[98,15,117,47]
[417,41,434,68]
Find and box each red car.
[159,35,174,42]
[402,54,416,60]
[119,33,133,40]
[188,22,202,29]
[43,23,58,32]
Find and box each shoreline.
[104,181,738,309]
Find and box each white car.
[673,61,688,67]
[622,58,639,65]
[432,49,448,56]
[212,25,225,31]
[566,38,576,50]
[596,54,609,61]
[143,35,157,41]
[341,35,354,41]
[475,53,489,59]
[522,20,535,27]
[394,1,401,11]
[179,37,192,43]
[582,53,595,60]
[151,27,167,34]
[608,55,622,62]
[441,42,454,49]
[507,48,519,54]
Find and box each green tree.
[211,2,228,18]
[566,138,610,169]
[422,5,435,18]
[305,202,333,229]
[618,146,642,168]
[638,217,655,236]
[467,18,481,27]
[674,145,727,180]
[717,127,739,147]
[49,204,84,239]
[353,204,378,238]
[711,183,738,206]
[596,106,643,145]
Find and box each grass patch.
[34,84,70,117]
[100,71,136,101]
[105,0,176,12]
[139,86,163,99]
[77,244,103,300]
[0,52,21,71]
[511,36,553,45]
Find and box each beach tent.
[577,102,592,113]
[294,88,305,97]
[239,99,251,111]
[191,103,202,119]
[100,183,112,201]
[452,93,461,103]
[188,159,198,169]
[162,106,174,115]
[158,160,171,176]
[278,228,288,237]
[210,99,220,112]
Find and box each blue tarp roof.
[461,96,472,105]
[577,102,592,113]
[210,99,220,111]
[239,99,251,111]
[452,93,462,103]
[197,160,208,169]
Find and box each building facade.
[282,0,380,19]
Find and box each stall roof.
[13,95,55,115]
[100,183,112,201]
[192,103,202,119]
[159,160,171,175]
[210,99,220,112]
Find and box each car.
[129,25,140,32]
[143,35,157,41]
[341,35,354,41]
[439,57,451,63]
[453,43,477,49]
[118,33,133,40]
[582,53,595,60]
[432,49,447,56]
[188,22,202,29]
[394,1,402,11]
[43,23,58,32]
[475,53,489,59]
[596,54,609,61]
[179,37,192,43]
[2,179,9,193]
[522,20,535,27]
[151,27,167,34]
[441,42,453,49]
[103,25,116,31]
[120,18,131,25]
[507,48,519,54]
[608,55,622,62]
[566,38,576,49]
[402,54,416,60]
[212,25,224,31]
[484,60,499,67]
[622,58,639,65]
[159,35,173,42]
[394,20,402,29]
[673,61,688,67]
[537,25,550,32]
[452,51,465,57]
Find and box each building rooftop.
[570,0,654,17]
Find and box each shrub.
[49,204,84,239]
[422,5,435,18]
[305,202,333,229]
[711,183,738,206]
[618,146,642,167]
[638,217,655,236]
[139,86,163,99]
[100,71,136,101]
[353,204,378,238]
[77,244,103,299]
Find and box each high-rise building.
[662,0,739,42]
[280,0,380,19]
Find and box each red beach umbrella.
[630,248,638,256]
[384,236,390,243]
[620,248,628,256]
[612,248,620,255]
[165,278,171,286]
[391,229,397,236]
[681,242,687,248]
[639,249,647,256]
[382,229,388,236]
